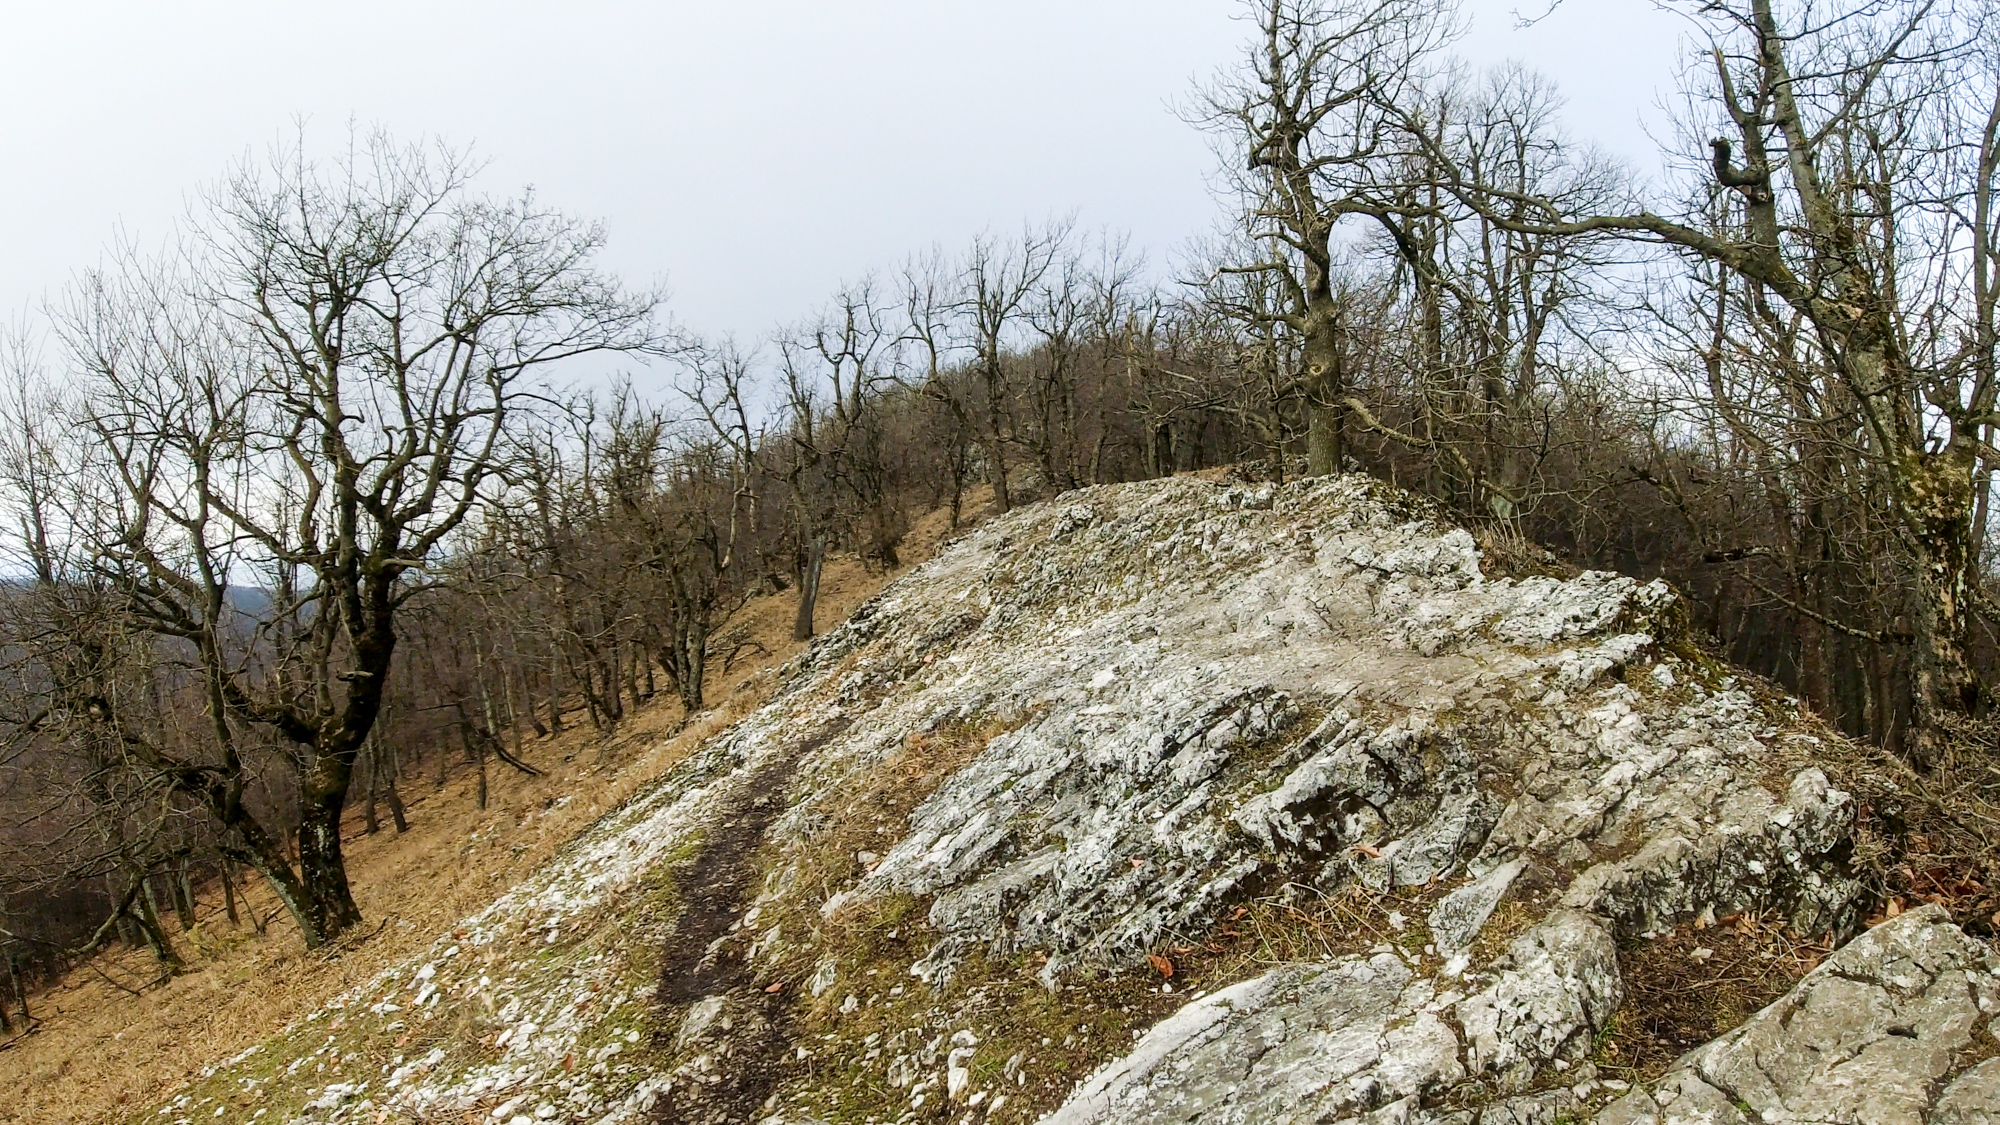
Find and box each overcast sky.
[1,1,1692,353]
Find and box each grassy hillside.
[2,502,977,1125]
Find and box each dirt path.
[652,720,847,1124]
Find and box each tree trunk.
[681,627,708,713]
[459,712,490,810]
[144,873,170,932]
[984,360,1013,513]
[477,672,509,778]
[214,814,320,943]
[384,739,410,833]
[794,537,826,641]
[131,887,182,970]
[519,667,549,738]
[173,860,196,929]
[504,666,535,742]
[293,759,364,947]
[5,956,21,1029]
[1903,447,1984,768]
[1302,304,1345,477]
[222,858,240,926]
[363,745,382,835]
[605,646,626,721]
[545,665,565,735]
[657,619,710,716]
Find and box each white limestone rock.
[1036,912,1621,1125]
[1595,905,2000,1125]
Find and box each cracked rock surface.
[795,474,1863,988]
[1595,904,2000,1125]
[1039,911,1621,1125]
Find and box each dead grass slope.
[3,500,976,1125]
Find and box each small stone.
[1429,858,1527,952]
[809,960,838,997]
[947,1047,976,1101]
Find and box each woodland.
[1,0,1997,1029]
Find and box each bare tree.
[1192,0,1462,475]
[963,222,1070,511]
[770,278,906,639]
[20,133,666,946]
[1428,0,1998,762]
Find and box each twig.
[85,959,148,997]
[1739,575,1912,645]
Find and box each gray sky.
[1,1,1691,348]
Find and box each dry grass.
[0,515,974,1125]
[1596,912,1833,1082]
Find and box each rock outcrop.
[153,473,1993,1125]
[1039,909,1624,1125]
[1596,904,2000,1125]
[793,474,1861,992]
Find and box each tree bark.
[293,758,364,945]
[1901,446,1985,768]
[518,667,549,738]
[382,739,409,833]
[172,860,196,929]
[458,710,489,811]
[130,884,181,969]
[143,874,169,933]
[984,368,1013,514]
[363,746,382,835]
[222,858,239,926]
[1302,302,1346,476]
[4,955,21,1029]
[794,537,826,641]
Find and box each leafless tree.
[12,132,667,946]
[1191,0,1463,475]
[963,222,1071,511]
[775,279,900,638]
[1429,0,1998,762]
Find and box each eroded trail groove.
[652,721,845,1124]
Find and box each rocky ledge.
[157,473,1993,1125]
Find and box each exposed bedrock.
[179,473,1998,1125]
[1596,904,2000,1125]
[712,473,1926,1119]
[770,475,1863,984]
